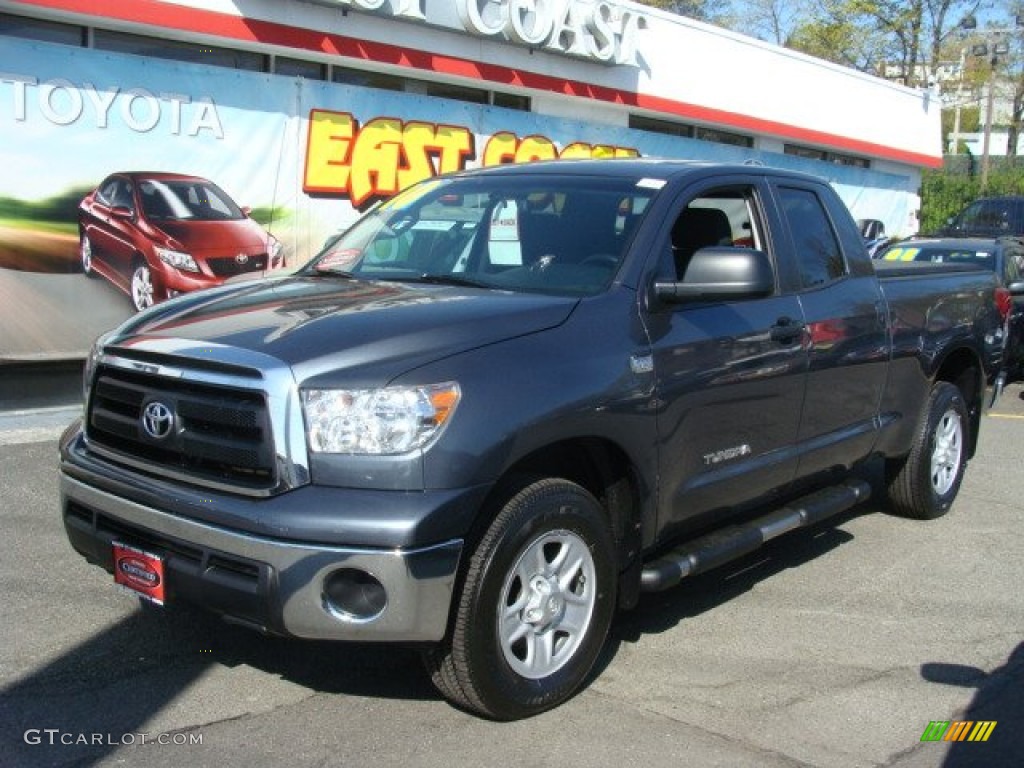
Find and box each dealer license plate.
[112,542,166,605]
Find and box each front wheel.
[130,262,155,312]
[425,478,616,720]
[886,381,969,519]
[80,232,95,277]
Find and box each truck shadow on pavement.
[609,508,862,645]
[2,509,867,768]
[922,642,1023,767]
[1,601,435,768]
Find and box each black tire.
[425,478,616,720]
[80,232,96,277]
[886,381,969,520]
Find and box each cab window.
[778,186,846,288]
[670,187,763,281]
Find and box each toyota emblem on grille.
[141,401,174,440]
[235,253,249,265]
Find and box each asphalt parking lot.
[0,385,1021,768]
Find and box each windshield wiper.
[414,273,491,289]
[309,267,357,278]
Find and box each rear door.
[645,176,808,536]
[772,181,889,479]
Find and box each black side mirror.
[1007,280,1024,296]
[653,247,775,304]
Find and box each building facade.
[0,0,942,360]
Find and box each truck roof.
[448,157,827,185]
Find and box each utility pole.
[959,14,1021,190]
[981,50,999,189]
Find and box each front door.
[646,180,808,537]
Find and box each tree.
[724,0,984,87]
[786,2,885,72]
[733,0,811,45]
[632,0,732,25]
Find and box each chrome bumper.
[61,473,462,642]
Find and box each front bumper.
[60,472,463,642]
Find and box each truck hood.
[111,276,578,384]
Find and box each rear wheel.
[80,232,95,277]
[886,381,969,519]
[130,262,155,312]
[425,478,616,720]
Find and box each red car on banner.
[79,172,284,311]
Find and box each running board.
[639,479,871,592]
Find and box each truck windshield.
[309,175,656,297]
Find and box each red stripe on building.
[11,0,943,167]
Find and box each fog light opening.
[323,568,387,623]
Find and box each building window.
[785,144,869,168]
[492,92,530,111]
[274,56,326,80]
[0,12,85,46]
[695,126,753,148]
[93,30,266,71]
[630,115,753,148]
[426,82,489,105]
[332,66,406,92]
[629,115,694,138]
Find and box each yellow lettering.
[434,124,474,174]
[304,111,641,203]
[350,117,403,206]
[398,121,473,190]
[515,135,557,163]
[558,142,593,159]
[303,109,355,194]
[483,132,519,166]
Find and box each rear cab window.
[777,186,848,289]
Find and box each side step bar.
[639,479,871,592]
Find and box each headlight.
[155,246,199,272]
[302,382,460,455]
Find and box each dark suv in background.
[940,196,1024,239]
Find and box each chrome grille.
[207,253,268,276]
[86,365,276,491]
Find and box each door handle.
[770,317,805,343]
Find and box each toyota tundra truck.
[59,160,1007,719]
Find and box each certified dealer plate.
[112,542,166,605]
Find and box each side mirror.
[1007,280,1024,296]
[241,205,252,217]
[653,247,775,304]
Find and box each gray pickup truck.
[60,160,1007,719]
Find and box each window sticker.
[882,247,920,262]
[636,178,667,190]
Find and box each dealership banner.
[0,37,912,360]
